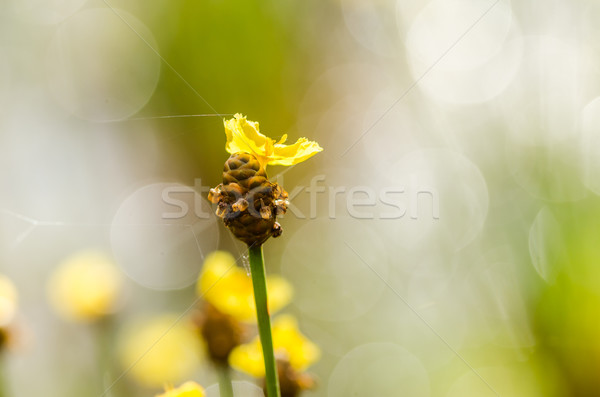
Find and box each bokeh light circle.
[409,38,522,104]
[501,35,599,146]
[406,0,514,70]
[405,0,519,104]
[110,183,218,290]
[297,63,398,158]
[385,149,489,251]
[46,8,161,121]
[280,218,388,322]
[341,0,400,57]
[328,343,430,397]
[361,92,422,173]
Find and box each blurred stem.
[248,245,280,397]
[95,317,116,396]
[217,366,234,397]
[0,351,6,397]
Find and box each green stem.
[95,317,120,396]
[0,351,6,397]
[248,245,280,397]
[217,366,234,397]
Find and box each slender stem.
[0,351,6,397]
[95,317,119,396]
[95,320,109,393]
[248,245,280,397]
[217,366,234,397]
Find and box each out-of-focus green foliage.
[135,0,330,181]
[535,200,600,395]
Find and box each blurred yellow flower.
[47,251,123,322]
[156,381,205,397]
[229,315,321,378]
[197,251,293,322]
[119,315,203,388]
[0,274,18,327]
[224,114,322,169]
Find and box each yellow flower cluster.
[224,114,322,169]
[195,250,320,383]
[197,251,292,322]
[229,315,321,378]
[47,250,123,322]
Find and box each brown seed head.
[262,359,317,397]
[192,302,245,366]
[210,153,289,246]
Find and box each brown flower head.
[209,114,321,246]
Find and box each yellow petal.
[197,251,293,322]
[272,315,321,372]
[119,315,202,388]
[229,339,266,378]
[47,251,123,322]
[223,114,322,168]
[266,276,294,316]
[229,315,321,378]
[269,138,323,166]
[0,274,18,327]
[224,114,273,168]
[276,134,288,145]
[156,381,205,397]
[197,251,239,297]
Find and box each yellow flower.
[119,315,203,388]
[0,274,18,327]
[229,315,321,378]
[47,250,123,322]
[224,114,322,169]
[156,381,205,397]
[197,251,293,322]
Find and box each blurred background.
[1,0,600,396]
